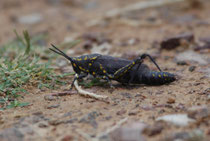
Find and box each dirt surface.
[0,0,210,141]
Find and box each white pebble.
[18,13,43,25]
[156,114,195,127]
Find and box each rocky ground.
[0,0,210,141]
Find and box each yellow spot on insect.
[84,56,87,60]
[109,75,114,79]
[92,72,96,75]
[163,74,166,77]
[91,57,97,60]
[159,74,161,78]
[79,66,83,70]
[73,63,76,67]
[89,63,92,66]
[152,74,155,77]
[86,70,89,72]
[103,70,106,73]
[132,62,135,65]
[100,64,103,69]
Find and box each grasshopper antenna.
[50,44,73,62]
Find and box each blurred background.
[0,0,210,141]
[0,0,209,45]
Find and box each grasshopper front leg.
[91,62,114,88]
[70,73,88,90]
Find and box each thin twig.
[106,0,185,17]
[46,90,77,96]
[76,117,128,141]
[97,117,128,139]
[74,76,109,103]
[76,129,96,141]
[45,74,109,103]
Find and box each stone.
[177,60,188,65]
[143,122,164,136]
[18,13,43,25]
[0,128,24,141]
[128,109,139,116]
[161,32,194,50]
[175,50,208,65]
[116,109,127,116]
[47,104,60,109]
[199,68,210,78]
[119,92,132,99]
[187,105,210,120]
[189,66,196,72]
[162,129,204,141]
[61,135,74,141]
[109,122,147,141]
[156,114,195,127]
[44,95,57,101]
[167,98,175,104]
[79,111,99,128]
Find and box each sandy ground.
[0,0,210,141]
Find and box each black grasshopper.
[50,44,176,88]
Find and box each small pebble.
[143,122,164,136]
[202,88,210,95]
[38,122,48,128]
[167,98,175,104]
[105,116,112,120]
[163,129,204,141]
[128,109,139,116]
[109,122,147,141]
[48,120,63,126]
[18,13,43,24]
[156,114,195,126]
[187,105,210,120]
[161,32,194,50]
[177,61,188,65]
[116,109,127,116]
[47,104,60,109]
[44,95,57,101]
[65,118,78,124]
[176,50,208,65]
[189,66,196,72]
[0,128,24,141]
[61,135,74,141]
[86,99,96,103]
[207,95,210,101]
[119,92,132,99]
